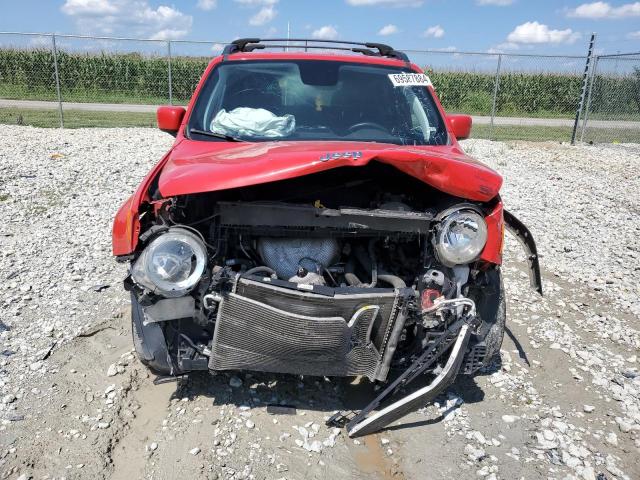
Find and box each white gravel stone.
[189,447,201,455]
[1,394,16,404]
[501,414,518,423]
[464,444,486,462]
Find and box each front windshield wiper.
[188,128,242,142]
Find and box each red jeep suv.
[112,38,541,436]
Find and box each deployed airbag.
[210,107,295,138]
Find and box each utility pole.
[571,33,596,145]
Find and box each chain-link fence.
[579,53,640,143]
[0,32,638,142]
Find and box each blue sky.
[1,0,639,55]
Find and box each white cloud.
[312,25,339,40]
[211,43,224,53]
[61,0,118,16]
[423,25,444,38]
[476,0,514,5]
[567,1,640,18]
[233,0,278,26]
[378,24,399,35]
[347,0,423,7]
[627,30,640,38]
[234,0,277,4]
[197,0,217,10]
[506,21,580,44]
[61,0,192,39]
[249,5,277,25]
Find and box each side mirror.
[447,114,472,140]
[157,106,186,136]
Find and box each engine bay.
[127,164,490,380]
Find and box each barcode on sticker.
[388,73,432,87]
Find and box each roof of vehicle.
[216,38,418,69]
[220,51,417,68]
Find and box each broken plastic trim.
[504,209,543,295]
[346,323,472,437]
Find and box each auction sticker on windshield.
[388,73,432,87]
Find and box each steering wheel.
[347,122,388,133]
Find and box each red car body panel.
[156,141,502,201]
[112,52,505,263]
[479,200,504,265]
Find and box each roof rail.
[222,38,409,61]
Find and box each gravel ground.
[0,125,638,480]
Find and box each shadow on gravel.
[173,370,348,414]
[169,365,490,434]
[505,325,531,366]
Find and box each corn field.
[0,48,207,104]
[1,47,638,117]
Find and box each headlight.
[434,209,487,266]
[131,228,207,297]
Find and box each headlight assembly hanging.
[131,228,207,297]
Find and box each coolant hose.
[352,241,378,288]
[244,266,276,277]
[346,242,406,289]
[377,274,406,289]
[344,258,361,286]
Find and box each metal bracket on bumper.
[327,317,475,437]
[504,209,543,295]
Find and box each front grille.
[209,278,405,380]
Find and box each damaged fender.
[504,209,543,295]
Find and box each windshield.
[188,60,448,146]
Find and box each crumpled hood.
[157,140,502,202]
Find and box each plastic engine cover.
[257,237,340,280]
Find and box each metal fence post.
[51,33,64,128]
[489,54,502,141]
[167,40,173,105]
[580,55,598,143]
[571,33,596,145]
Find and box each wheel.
[130,292,175,376]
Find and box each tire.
[130,293,175,376]
[468,269,506,366]
[481,276,506,364]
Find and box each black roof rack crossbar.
[243,44,378,56]
[222,38,409,61]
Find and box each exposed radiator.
[209,278,407,381]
